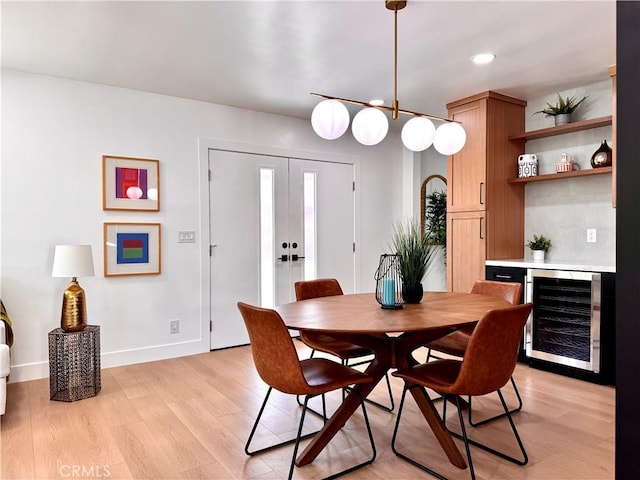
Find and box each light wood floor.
[1,342,614,479]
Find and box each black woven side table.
[48,325,101,402]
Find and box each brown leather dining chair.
[392,303,534,480]
[424,279,524,426]
[295,278,394,412]
[237,302,376,480]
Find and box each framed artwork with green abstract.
[103,223,161,277]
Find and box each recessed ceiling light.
[471,53,496,65]
[369,99,385,106]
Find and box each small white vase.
[532,250,545,262]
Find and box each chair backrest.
[294,278,343,301]
[237,302,310,394]
[452,303,533,396]
[470,280,522,305]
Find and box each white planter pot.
[554,113,572,126]
[532,250,545,262]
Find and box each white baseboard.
[7,338,209,383]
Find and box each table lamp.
[52,245,95,332]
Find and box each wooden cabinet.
[446,91,526,292]
[447,211,486,293]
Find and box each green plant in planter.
[424,191,447,246]
[533,93,588,117]
[527,234,552,252]
[390,219,437,303]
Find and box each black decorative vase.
[402,283,424,304]
[590,140,612,168]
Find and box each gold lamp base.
[60,277,88,332]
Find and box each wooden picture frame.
[102,155,160,211]
[103,223,161,277]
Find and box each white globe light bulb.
[311,99,350,140]
[401,117,436,152]
[351,108,389,146]
[433,122,467,155]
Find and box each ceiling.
[1,1,616,128]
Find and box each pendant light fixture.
[310,0,466,154]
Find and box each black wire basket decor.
[374,254,404,309]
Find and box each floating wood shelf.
[509,116,613,142]
[509,167,612,184]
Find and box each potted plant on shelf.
[533,93,588,126]
[527,234,552,262]
[390,218,436,303]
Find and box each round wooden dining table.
[275,291,512,471]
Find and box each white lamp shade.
[433,122,467,155]
[401,117,436,152]
[351,107,389,146]
[311,99,350,140]
[52,245,95,278]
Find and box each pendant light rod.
[310,92,455,124]
[391,1,400,119]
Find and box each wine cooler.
[525,268,615,383]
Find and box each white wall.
[1,70,405,381]
[523,80,615,265]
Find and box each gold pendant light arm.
[310,92,456,123]
[310,0,466,154]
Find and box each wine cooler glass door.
[525,269,601,373]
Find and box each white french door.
[208,150,354,349]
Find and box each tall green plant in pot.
[390,219,436,303]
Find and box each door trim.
[198,137,362,350]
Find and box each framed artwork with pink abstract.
[102,155,160,211]
[103,222,161,276]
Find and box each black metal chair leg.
[296,347,332,420]
[296,392,330,421]
[298,350,395,413]
[297,349,319,408]
[447,389,528,467]
[468,376,523,427]
[392,384,527,480]
[245,387,320,457]
[362,371,395,412]
[390,384,450,480]
[454,395,477,480]
[345,357,395,413]
[247,386,376,480]
[324,388,377,480]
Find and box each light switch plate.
[587,228,597,243]
[178,231,196,243]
